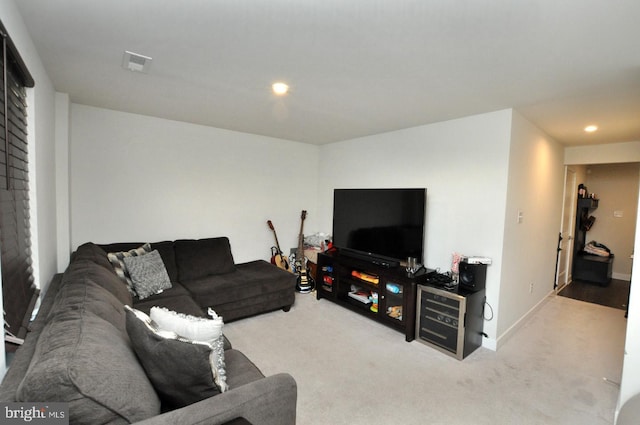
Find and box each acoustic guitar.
[295,210,314,293]
[267,220,292,273]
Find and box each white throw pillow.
[150,307,227,392]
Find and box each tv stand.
[316,251,417,341]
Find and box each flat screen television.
[332,188,426,267]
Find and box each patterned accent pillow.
[123,250,172,300]
[150,307,227,392]
[124,306,224,409]
[107,243,152,295]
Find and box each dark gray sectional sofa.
[0,237,298,424]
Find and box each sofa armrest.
[132,373,297,425]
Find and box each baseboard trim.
[482,336,497,351]
[613,272,631,281]
[490,290,555,351]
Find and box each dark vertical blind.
[0,20,37,349]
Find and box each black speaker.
[458,262,487,292]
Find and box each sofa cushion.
[208,289,296,323]
[48,277,129,333]
[150,307,227,392]
[58,258,133,309]
[0,274,65,403]
[124,250,172,299]
[182,260,295,308]
[223,349,265,388]
[151,241,179,283]
[99,241,178,283]
[132,283,205,316]
[125,306,223,409]
[107,243,152,294]
[71,242,114,272]
[175,237,236,281]
[16,308,160,424]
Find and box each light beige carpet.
[223,293,626,425]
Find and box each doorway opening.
[556,162,639,312]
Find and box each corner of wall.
[55,93,71,272]
[497,111,565,340]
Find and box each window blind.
[0,20,37,351]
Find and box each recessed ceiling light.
[272,82,289,96]
[584,125,598,133]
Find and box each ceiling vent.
[122,51,152,73]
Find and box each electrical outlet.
[517,209,524,224]
[529,283,534,293]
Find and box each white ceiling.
[15,0,640,146]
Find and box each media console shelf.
[316,251,418,341]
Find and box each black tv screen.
[332,188,426,265]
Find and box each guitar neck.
[273,232,283,254]
[267,220,284,254]
[297,211,307,263]
[297,229,304,262]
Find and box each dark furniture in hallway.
[572,197,613,286]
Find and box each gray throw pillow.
[150,306,227,392]
[123,250,172,299]
[124,306,223,409]
[107,243,152,294]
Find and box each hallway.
[559,278,630,312]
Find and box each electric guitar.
[267,220,292,273]
[295,210,314,293]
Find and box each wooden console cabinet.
[315,251,418,341]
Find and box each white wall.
[565,141,640,165]
[69,104,319,263]
[618,192,640,420]
[317,109,565,348]
[0,0,59,376]
[570,164,588,191]
[584,163,639,279]
[318,109,513,344]
[55,93,71,271]
[497,110,565,340]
